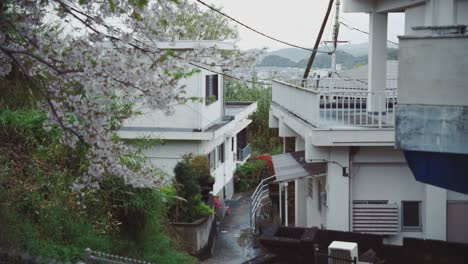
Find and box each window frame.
[205,74,219,105]
[401,200,422,231]
[208,149,216,172]
[218,143,225,164]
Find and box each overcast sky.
[198,0,405,51]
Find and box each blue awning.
[404,151,468,194]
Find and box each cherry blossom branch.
[0,45,86,143]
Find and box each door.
[447,202,468,243]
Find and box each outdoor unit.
[328,241,358,264]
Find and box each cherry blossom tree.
[0,0,259,189]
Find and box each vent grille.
[352,203,399,235]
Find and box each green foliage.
[0,109,193,263]
[225,80,282,155]
[234,159,269,192]
[172,155,214,222]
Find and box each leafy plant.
[224,79,282,155]
[171,155,215,222]
[234,159,269,192]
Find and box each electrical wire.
[194,0,330,54]
[339,20,399,46]
[188,61,271,86]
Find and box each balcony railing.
[237,144,251,162]
[272,79,397,128]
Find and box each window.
[208,149,216,171]
[401,201,422,231]
[218,143,225,164]
[231,137,235,152]
[205,74,218,105]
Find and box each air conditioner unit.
[328,241,358,264]
[320,192,327,207]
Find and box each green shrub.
[234,159,269,192]
[0,109,194,263]
[172,155,214,222]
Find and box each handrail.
[250,175,276,230]
[251,175,276,199]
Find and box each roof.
[271,151,326,182]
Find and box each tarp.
[404,150,468,194]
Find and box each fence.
[250,175,276,232]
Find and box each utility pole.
[302,0,335,85]
[331,0,341,73]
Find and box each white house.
[118,41,257,202]
[266,0,468,245]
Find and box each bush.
[253,154,275,176]
[172,155,214,222]
[234,159,269,192]
[0,109,194,263]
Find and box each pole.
[285,182,289,227]
[302,0,335,83]
[279,182,282,225]
[331,0,341,73]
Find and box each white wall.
[351,147,425,244]
[201,73,224,130]
[123,69,226,131]
[200,133,237,197]
[144,140,200,176]
[326,147,350,231]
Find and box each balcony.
[237,143,251,162]
[272,79,397,129]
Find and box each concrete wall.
[171,209,215,255]
[200,133,237,197]
[201,74,224,130]
[325,147,350,231]
[144,140,200,175]
[123,69,224,131]
[351,147,434,245]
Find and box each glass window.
[402,201,422,230]
[208,149,216,171]
[218,143,224,164]
[205,74,218,105]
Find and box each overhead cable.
[194,0,329,54]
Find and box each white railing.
[272,79,397,128]
[250,175,276,232]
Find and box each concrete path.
[201,192,260,264]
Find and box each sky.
[198,0,405,51]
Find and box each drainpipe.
[285,182,289,227]
[279,182,282,225]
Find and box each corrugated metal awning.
[271,151,326,182]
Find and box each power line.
[339,20,399,46]
[194,0,330,54]
[188,61,271,86]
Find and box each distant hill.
[257,45,398,69]
[257,55,297,67]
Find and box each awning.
[271,151,327,182]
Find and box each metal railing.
[250,175,276,232]
[237,144,251,162]
[272,79,397,128]
[85,248,153,264]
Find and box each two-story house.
[266,1,468,245]
[117,41,257,204]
